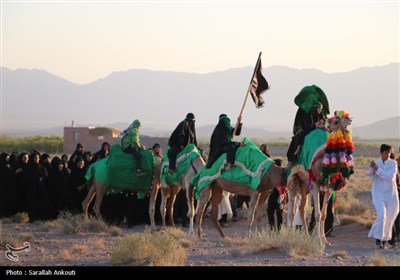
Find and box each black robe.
[46,157,70,214]
[0,153,17,217]
[68,165,88,213]
[23,160,55,221]
[207,120,242,168]
[168,120,197,148]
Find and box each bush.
[0,135,63,154]
[110,231,187,266]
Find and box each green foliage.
[0,135,63,154]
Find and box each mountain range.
[1,63,399,139]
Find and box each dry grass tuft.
[36,220,62,232]
[384,254,400,266]
[162,227,195,248]
[79,218,109,233]
[369,252,400,266]
[370,252,387,266]
[353,156,374,167]
[16,232,34,242]
[248,229,281,251]
[92,238,106,250]
[60,249,73,261]
[0,231,34,248]
[0,235,21,248]
[110,231,187,266]
[60,212,84,234]
[11,212,30,224]
[72,244,89,254]
[339,214,373,228]
[224,235,248,247]
[336,193,368,216]
[59,212,116,235]
[108,225,123,236]
[248,227,323,258]
[223,235,249,257]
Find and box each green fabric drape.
[160,144,202,187]
[84,157,108,184]
[191,137,274,200]
[294,85,330,115]
[296,128,329,170]
[106,144,155,194]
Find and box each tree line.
[0,135,63,154]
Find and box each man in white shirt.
[368,144,399,249]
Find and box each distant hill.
[3,116,399,141]
[352,116,400,139]
[1,63,399,139]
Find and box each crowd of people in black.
[0,141,174,227]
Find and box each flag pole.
[233,52,262,136]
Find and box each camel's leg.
[166,185,180,229]
[160,187,170,229]
[209,185,224,238]
[255,191,269,232]
[247,192,261,235]
[93,182,106,220]
[82,183,96,218]
[186,183,195,235]
[299,186,309,235]
[320,190,333,247]
[287,188,296,228]
[310,185,323,245]
[196,186,211,239]
[148,183,160,231]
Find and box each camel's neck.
[261,164,282,191]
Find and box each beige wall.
[63,127,168,155]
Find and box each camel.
[195,163,288,238]
[286,148,327,245]
[157,153,205,235]
[287,111,353,246]
[82,145,163,226]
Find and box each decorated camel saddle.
[191,137,275,199]
[104,144,156,194]
[160,144,202,188]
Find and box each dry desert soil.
[1,213,399,268]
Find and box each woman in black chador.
[23,151,56,221]
[167,113,197,173]
[206,114,243,170]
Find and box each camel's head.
[328,116,341,132]
[334,110,352,129]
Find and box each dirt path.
[1,215,398,268]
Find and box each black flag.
[249,56,269,108]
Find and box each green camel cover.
[296,128,329,170]
[84,157,108,184]
[160,144,202,187]
[105,144,155,194]
[191,137,274,200]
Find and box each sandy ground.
[1,213,399,269]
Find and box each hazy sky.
[1,1,399,84]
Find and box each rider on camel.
[167,113,197,174]
[287,85,329,164]
[206,114,245,170]
[121,119,147,176]
[293,101,327,155]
